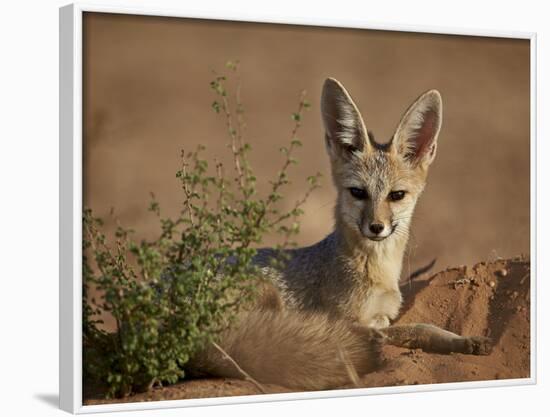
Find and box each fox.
[188,78,491,391]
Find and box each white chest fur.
[358,237,406,328]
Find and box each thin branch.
[176,150,197,263]
[234,61,246,152]
[211,341,267,394]
[267,175,321,229]
[216,79,245,191]
[337,345,361,388]
[520,272,530,285]
[249,90,311,234]
[180,151,196,227]
[269,90,308,198]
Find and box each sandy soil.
[84,256,530,405]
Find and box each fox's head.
[321,78,442,245]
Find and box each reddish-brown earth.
[84,256,530,405]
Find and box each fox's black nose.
[369,223,385,235]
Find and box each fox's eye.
[349,187,368,200]
[388,191,406,201]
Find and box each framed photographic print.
[59,3,536,413]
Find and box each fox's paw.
[350,324,387,350]
[357,327,387,371]
[367,315,390,329]
[464,336,492,355]
[365,327,387,345]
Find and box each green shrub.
[82,61,321,398]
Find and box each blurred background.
[83,12,530,279]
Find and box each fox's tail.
[188,312,492,391]
[187,310,385,391]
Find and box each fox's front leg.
[381,323,492,355]
[359,286,403,329]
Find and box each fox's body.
[253,230,404,328]
[189,79,490,390]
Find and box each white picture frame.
[59,2,537,413]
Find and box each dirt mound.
[359,256,530,388]
[85,257,530,405]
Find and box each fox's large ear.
[392,90,442,169]
[321,78,370,159]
